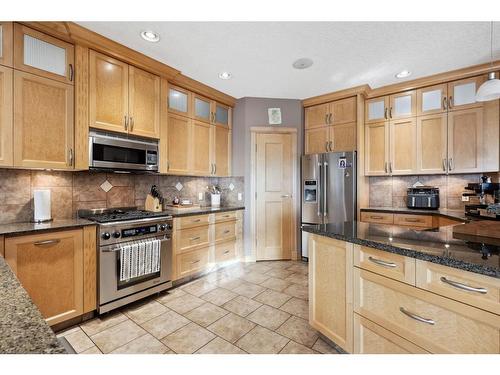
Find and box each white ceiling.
[78,22,500,100]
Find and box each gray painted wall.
[232,97,304,257]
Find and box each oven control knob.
[159,224,167,231]
[167,223,173,230]
[112,231,121,238]
[101,232,111,240]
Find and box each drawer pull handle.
[192,219,201,222]
[368,256,397,268]
[223,250,230,254]
[399,307,435,325]
[192,260,200,264]
[190,236,201,241]
[223,215,231,218]
[34,239,61,246]
[223,230,231,234]
[370,215,384,220]
[440,277,487,294]
[404,218,421,223]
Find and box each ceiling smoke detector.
[140,30,160,43]
[292,58,313,70]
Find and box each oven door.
[89,132,159,172]
[99,235,172,306]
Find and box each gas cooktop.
[78,207,171,223]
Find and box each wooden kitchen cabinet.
[330,122,356,152]
[90,50,160,138]
[365,97,389,123]
[389,117,417,175]
[192,120,212,175]
[13,70,74,169]
[212,125,231,176]
[0,65,13,166]
[214,103,230,127]
[389,90,416,120]
[193,93,212,123]
[89,50,129,134]
[447,107,483,173]
[166,113,191,174]
[305,126,330,154]
[14,24,74,85]
[0,22,13,67]
[168,85,192,118]
[128,66,160,138]
[305,103,330,129]
[447,76,485,111]
[305,97,356,129]
[308,234,353,352]
[417,84,447,116]
[416,113,448,174]
[364,121,389,175]
[5,229,84,326]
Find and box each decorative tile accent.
[228,183,235,191]
[175,182,183,191]
[100,180,113,193]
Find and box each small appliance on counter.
[33,189,52,222]
[463,176,500,220]
[406,186,440,209]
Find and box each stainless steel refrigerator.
[301,152,356,259]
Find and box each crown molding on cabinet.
[302,84,370,107]
[19,21,236,106]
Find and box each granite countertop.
[162,205,245,218]
[0,219,96,237]
[361,207,469,222]
[303,221,500,278]
[0,257,66,354]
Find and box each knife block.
[145,194,162,212]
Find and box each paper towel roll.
[34,189,52,222]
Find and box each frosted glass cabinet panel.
[193,95,211,123]
[215,104,229,127]
[365,97,388,123]
[14,24,74,84]
[0,22,13,67]
[417,84,447,115]
[448,76,485,111]
[168,86,190,116]
[389,90,416,119]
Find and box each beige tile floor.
[57,260,339,354]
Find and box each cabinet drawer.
[176,226,210,253]
[416,260,500,315]
[394,214,433,228]
[354,313,428,354]
[215,211,237,223]
[215,221,236,242]
[177,214,211,229]
[360,212,394,224]
[215,240,237,263]
[177,247,209,279]
[354,268,500,353]
[354,245,415,285]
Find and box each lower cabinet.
[4,226,97,326]
[172,210,243,280]
[308,234,353,352]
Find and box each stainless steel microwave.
[89,130,159,172]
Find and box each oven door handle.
[102,237,171,253]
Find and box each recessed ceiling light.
[218,72,232,80]
[140,30,160,43]
[395,70,411,79]
[292,58,313,70]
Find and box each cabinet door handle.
[389,107,393,118]
[130,117,134,131]
[191,259,201,264]
[368,256,397,268]
[325,114,328,124]
[34,239,61,246]
[442,158,447,171]
[329,140,333,152]
[328,113,333,123]
[69,64,74,82]
[448,158,454,171]
[190,236,201,241]
[214,164,217,175]
[68,148,74,167]
[442,96,447,110]
[384,162,388,173]
[389,162,393,174]
[448,96,453,109]
[440,277,487,294]
[223,230,231,234]
[399,307,435,325]
[384,107,388,119]
[325,141,329,152]
[124,116,128,131]
[167,160,170,171]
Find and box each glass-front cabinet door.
[215,103,230,127]
[14,24,74,84]
[389,90,416,119]
[168,85,191,117]
[0,22,13,67]
[448,76,485,111]
[193,94,212,123]
[417,84,447,115]
[365,97,389,124]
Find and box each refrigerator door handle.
[317,162,322,217]
[323,161,328,217]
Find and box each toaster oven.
[406,187,439,209]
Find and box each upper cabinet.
[306,97,357,129]
[0,22,13,67]
[448,76,485,111]
[215,103,230,127]
[193,94,211,123]
[14,24,74,85]
[0,65,13,166]
[305,103,330,129]
[89,50,160,138]
[365,91,416,123]
[417,84,447,116]
[168,85,191,117]
[365,97,389,123]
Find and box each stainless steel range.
[79,207,173,314]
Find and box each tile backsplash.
[0,169,244,224]
[369,173,500,210]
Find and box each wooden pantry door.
[255,132,294,260]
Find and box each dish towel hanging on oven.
[120,239,161,281]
